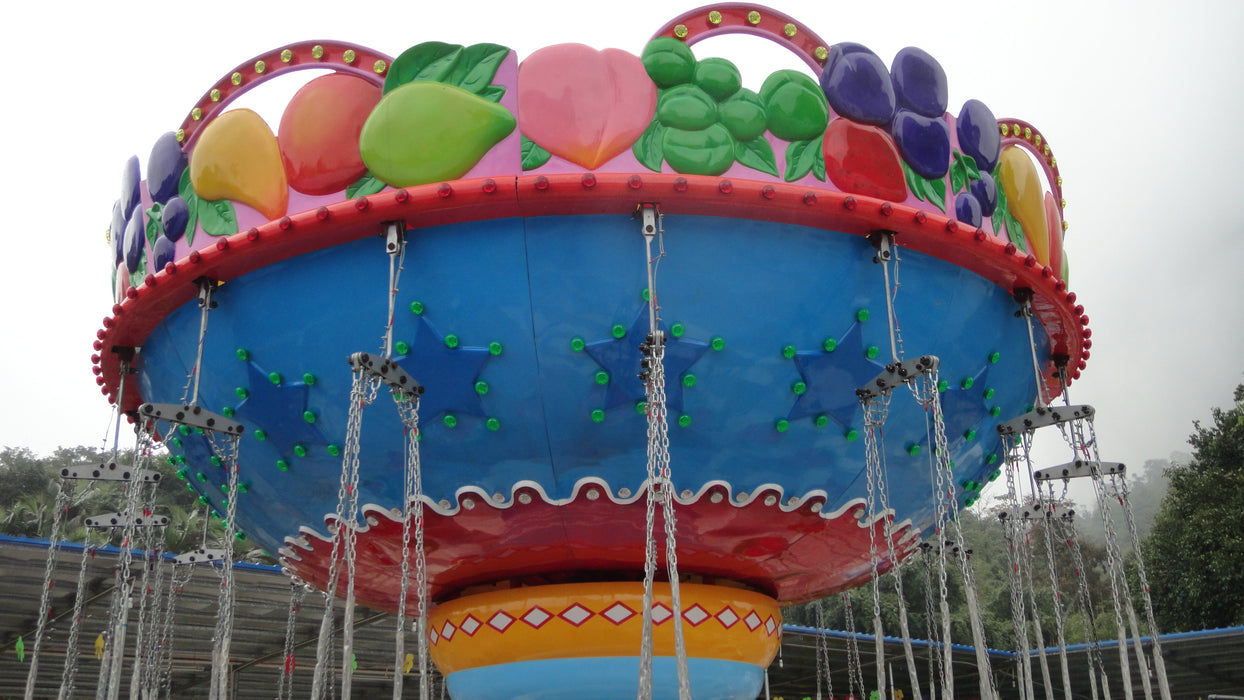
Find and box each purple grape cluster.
[112,132,192,282]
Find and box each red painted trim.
[93,173,1086,414]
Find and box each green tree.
[1141,384,1244,631]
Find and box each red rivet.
[761,184,776,199]
[1083,339,1092,349]
[93,340,103,351]
[628,175,643,190]
[1024,254,1037,267]
[216,240,229,251]
[880,202,893,216]
[96,376,106,386]
[945,220,959,234]
[91,354,101,364]
[1082,350,1090,360]
[843,196,857,210]
[481,179,496,194]
[125,288,138,299]
[1004,242,1017,255]
[1082,328,1092,339]
[93,366,102,375]
[803,191,817,205]
[112,303,123,315]
[278,216,292,230]
[974,230,987,242]
[1072,369,1081,379]
[1078,360,1086,370]
[581,173,596,189]
[914,210,927,224]
[437,182,453,198]
[395,189,410,203]
[1074,304,1084,315]
[534,176,549,191]
[246,228,260,241]
[354,197,369,211]
[1055,280,1066,291]
[316,206,330,221]
[164,262,177,274]
[1066,292,1077,303]
[144,274,157,287]
[673,177,688,192]
[1080,315,1089,326]
[718,179,733,194]
[1041,266,1053,278]
[100,386,109,396]
[96,329,107,339]
[188,250,201,264]
[103,316,113,328]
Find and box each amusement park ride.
[25,3,1170,699]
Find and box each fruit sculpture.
[92,6,1087,699]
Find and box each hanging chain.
[1001,435,1036,700]
[208,432,242,700]
[920,546,944,700]
[841,591,866,698]
[1062,508,1107,700]
[813,600,835,700]
[59,530,99,700]
[277,578,308,700]
[920,375,954,698]
[26,478,72,699]
[394,394,429,700]
[862,397,888,699]
[1038,484,1074,700]
[1115,472,1171,700]
[157,563,193,700]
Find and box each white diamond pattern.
[683,604,710,626]
[651,603,672,625]
[602,602,636,625]
[559,603,593,627]
[460,615,481,636]
[744,611,762,631]
[764,616,776,635]
[716,607,739,628]
[522,606,552,629]
[441,620,456,641]
[488,610,515,633]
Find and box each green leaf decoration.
[784,138,818,182]
[385,42,512,99]
[448,43,511,95]
[521,135,552,171]
[812,135,826,181]
[735,136,778,176]
[948,150,982,195]
[961,151,981,181]
[178,169,199,246]
[346,173,385,198]
[128,251,148,287]
[144,202,165,248]
[199,199,238,238]
[478,85,507,104]
[632,120,666,172]
[385,42,463,92]
[992,178,1027,250]
[902,161,946,213]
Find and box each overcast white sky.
[1,0,1241,510]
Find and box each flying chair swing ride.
[25,3,1171,699]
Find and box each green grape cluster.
[635,38,776,177]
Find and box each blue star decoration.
[584,310,708,413]
[394,315,492,421]
[787,322,885,429]
[233,361,329,457]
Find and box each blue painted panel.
[446,656,764,700]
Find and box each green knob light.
[591,409,605,423]
[960,479,971,490]
[964,429,976,441]
[986,453,999,465]
[198,495,209,505]
[683,374,696,387]
[293,444,308,457]
[170,437,182,448]
[235,387,249,399]
[961,377,974,390]
[176,468,188,480]
[670,323,685,338]
[988,351,1001,364]
[907,444,921,456]
[166,456,177,466]
[394,341,410,355]
[865,345,880,359]
[444,414,458,428]
[489,341,503,356]
[185,483,195,492]
[269,372,282,385]
[221,406,235,418]
[594,370,609,385]
[302,373,317,385]
[983,387,995,400]
[814,415,829,428]
[276,459,289,472]
[782,345,796,359]
[1026,404,1035,412]
[965,496,977,507]
[678,414,692,427]
[571,337,585,352]
[775,418,790,433]
[845,429,859,442]
[486,417,500,431]
[475,381,489,395]
[410,300,425,315]
[238,482,249,494]
[327,445,341,457]
[179,425,191,435]
[641,288,650,301]
[212,509,222,519]
[823,338,837,352]
[611,324,626,339]
[236,348,250,361]
[937,380,948,392]
[254,429,267,441]
[989,406,1002,417]
[302,410,316,423]
[444,335,459,349]
[989,469,1002,482]
[856,309,870,322]
[710,337,725,351]
[235,532,246,541]
[210,455,222,466]
[792,381,807,395]
[635,401,647,415]
[196,472,208,483]
[176,455,186,465]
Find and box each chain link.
[1061,509,1107,700]
[1002,435,1036,700]
[208,431,242,700]
[277,577,308,700]
[59,531,99,699]
[1115,471,1171,700]
[26,478,72,699]
[157,563,193,699]
[394,393,429,700]
[841,591,866,699]
[813,600,835,700]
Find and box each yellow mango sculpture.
[997,146,1049,266]
[190,109,289,221]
